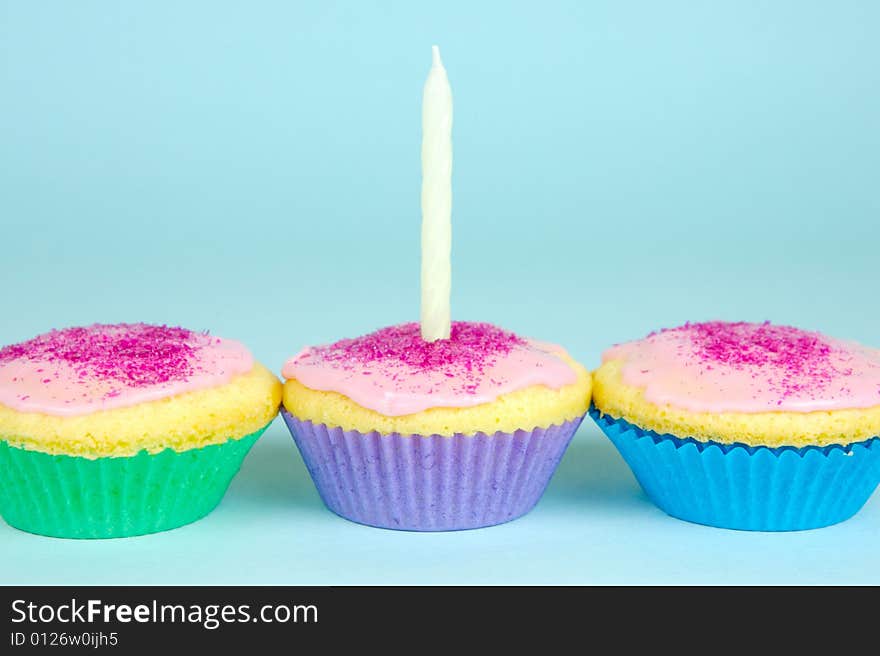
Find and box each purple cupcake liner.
[281,408,583,531]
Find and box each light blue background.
[1,1,878,584]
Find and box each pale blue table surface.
[1,1,878,584]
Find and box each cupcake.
[592,321,880,531]
[0,323,281,538]
[280,321,590,531]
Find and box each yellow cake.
[593,322,880,447]
[283,351,590,436]
[0,363,281,458]
[594,357,880,447]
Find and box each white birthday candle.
[420,45,453,342]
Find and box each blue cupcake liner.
[589,406,880,531]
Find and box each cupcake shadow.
[546,429,649,510]
[225,420,325,512]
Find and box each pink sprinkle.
[302,322,527,395]
[0,323,206,388]
[657,321,845,399]
[308,322,525,371]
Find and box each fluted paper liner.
[281,408,583,531]
[0,424,269,539]
[590,407,880,531]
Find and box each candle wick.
[431,45,442,68]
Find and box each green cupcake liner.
[0,423,269,539]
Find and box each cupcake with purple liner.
[279,47,589,530]
[280,321,590,531]
[591,321,880,531]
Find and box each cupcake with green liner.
[591,321,880,531]
[0,323,281,538]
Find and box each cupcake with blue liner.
[591,321,880,531]
[281,321,590,531]
[0,323,281,538]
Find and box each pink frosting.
[0,323,254,416]
[282,322,578,416]
[603,321,880,413]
